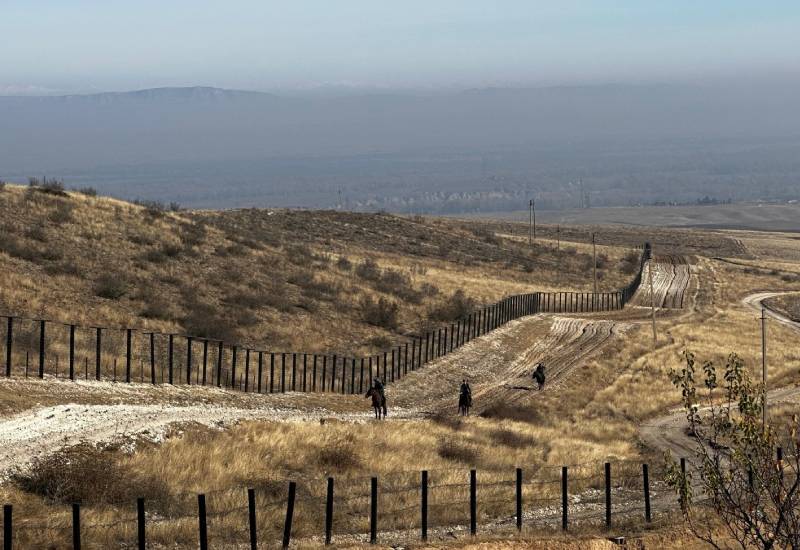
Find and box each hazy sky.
[2,1,799,94]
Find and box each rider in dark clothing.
[533,363,545,390]
[460,379,472,406]
[373,378,385,399]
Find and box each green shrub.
[360,296,399,330]
[94,274,128,299]
[427,290,475,322]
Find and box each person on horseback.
[460,379,471,401]
[533,363,546,390]
[459,379,472,415]
[373,377,385,400]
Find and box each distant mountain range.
[2,82,800,212]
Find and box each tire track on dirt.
[388,315,628,415]
[630,256,691,309]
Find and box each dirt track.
[630,256,692,309]
[639,291,800,464]
[0,257,693,477]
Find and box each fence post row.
[197,494,208,550]
[0,246,649,392]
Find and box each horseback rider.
[373,377,385,400]
[460,379,472,406]
[533,363,545,390]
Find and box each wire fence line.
[2,457,688,549]
[0,245,651,394]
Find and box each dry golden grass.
[3,185,799,547]
[0,184,623,364]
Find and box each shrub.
[32,178,67,196]
[336,256,352,271]
[0,180,5,190]
[427,290,475,323]
[76,186,97,197]
[374,269,422,303]
[489,428,536,449]
[43,261,82,277]
[169,201,182,212]
[24,225,48,242]
[135,199,166,217]
[313,433,361,470]
[94,274,128,299]
[360,296,399,330]
[367,335,393,349]
[437,437,480,464]
[355,258,381,281]
[140,299,174,321]
[12,443,170,507]
[182,301,238,342]
[48,202,74,225]
[479,403,543,424]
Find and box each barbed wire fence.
[0,245,651,396]
[3,456,695,549]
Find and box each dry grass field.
[1,182,799,548]
[0,183,633,358]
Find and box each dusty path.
[630,256,692,309]
[742,291,800,330]
[0,257,695,480]
[0,378,421,479]
[389,315,628,415]
[639,291,800,464]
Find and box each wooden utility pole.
[556,225,560,251]
[762,308,767,429]
[528,200,532,246]
[649,252,657,344]
[592,232,598,294]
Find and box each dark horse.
[458,391,472,416]
[365,388,387,419]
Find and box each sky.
[1,1,799,95]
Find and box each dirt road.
[639,291,800,464]
[0,257,694,478]
[630,256,692,309]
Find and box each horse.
[458,391,472,416]
[533,370,545,391]
[365,388,387,419]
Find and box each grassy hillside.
[0,183,635,357]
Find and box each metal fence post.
[325,477,334,545]
[38,320,45,378]
[470,469,477,535]
[4,317,11,377]
[72,503,81,550]
[370,477,378,544]
[643,463,651,523]
[168,334,174,384]
[516,467,522,531]
[248,488,257,550]
[561,466,568,531]
[421,470,428,541]
[197,494,208,550]
[605,462,612,528]
[125,328,132,383]
[137,498,146,550]
[187,336,193,386]
[69,324,75,380]
[3,504,11,550]
[282,482,296,549]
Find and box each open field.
[1,185,799,548]
[490,202,800,232]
